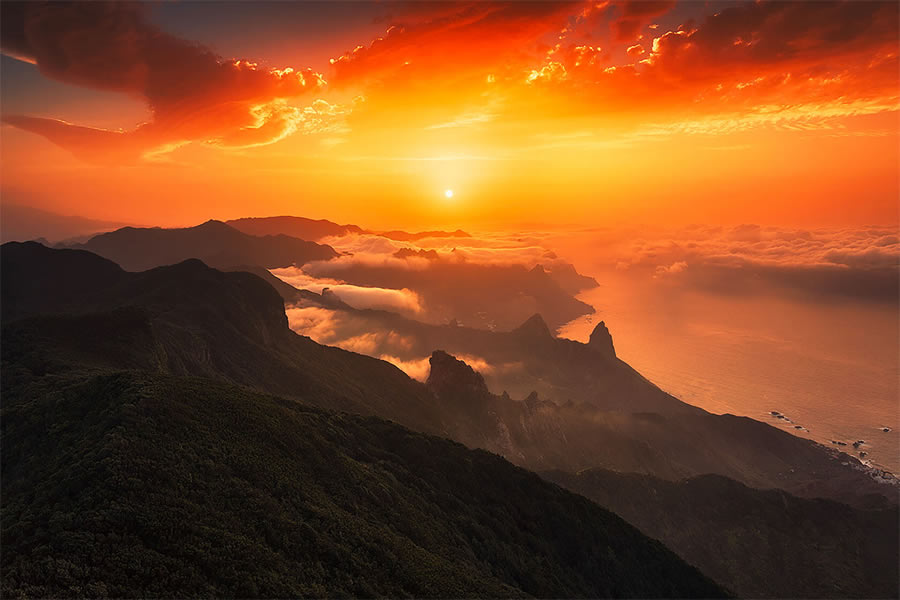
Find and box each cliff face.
[427,350,491,401]
[588,321,616,358]
[419,342,897,509]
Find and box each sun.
[444,189,454,199]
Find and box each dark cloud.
[647,1,898,80]
[528,0,899,129]
[612,0,676,42]
[329,1,581,85]
[0,1,324,162]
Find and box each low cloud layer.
[283,304,505,381]
[314,230,567,270]
[280,224,898,343]
[278,223,897,398]
[273,228,598,331]
[272,266,423,315]
[608,224,899,303]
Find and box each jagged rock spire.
[512,313,553,341]
[588,320,616,358]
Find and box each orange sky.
[1,1,898,230]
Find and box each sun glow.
[1,1,897,229]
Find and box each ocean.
[558,272,900,475]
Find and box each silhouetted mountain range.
[1,241,725,598]
[226,215,364,241]
[421,345,896,508]
[2,241,897,598]
[280,281,899,509]
[535,262,600,296]
[63,217,596,330]
[225,215,472,243]
[1,242,444,432]
[222,214,597,329]
[0,203,129,244]
[375,228,471,241]
[70,220,338,272]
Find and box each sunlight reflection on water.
[558,273,900,474]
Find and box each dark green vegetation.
[70,220,337,272]
[1,255,726,597]
[3,241,897,598]
[545,469,899,599]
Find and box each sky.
[1,1,898,230]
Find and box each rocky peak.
[523,391,541,409]
[426,350,490,400]
[588,320,616,358]
[195,219,234,233]
[512,313,554,341]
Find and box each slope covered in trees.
[1,367,725,598]
[545,469,898,598]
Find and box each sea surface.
[559,273,900,475]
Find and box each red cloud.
[0,1,324,162]
[4,0,896,161]
[333,0,898,138]
[529,0,899,127]
[329,1,582,85]
[612,0,676,42]
[646,1,898,81]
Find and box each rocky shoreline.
[768,410,897,485]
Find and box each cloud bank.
[607,224,899,302]
[272,266,423,315]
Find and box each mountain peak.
[512,313,554,341]
[160,257,210,272]
[196,219,231,230]
[588,320,616,358]
[426,350,489,401]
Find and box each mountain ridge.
[4,243,897,506]
[2,240,896,598]
[69,220,338,272]
[225,215,473,243]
